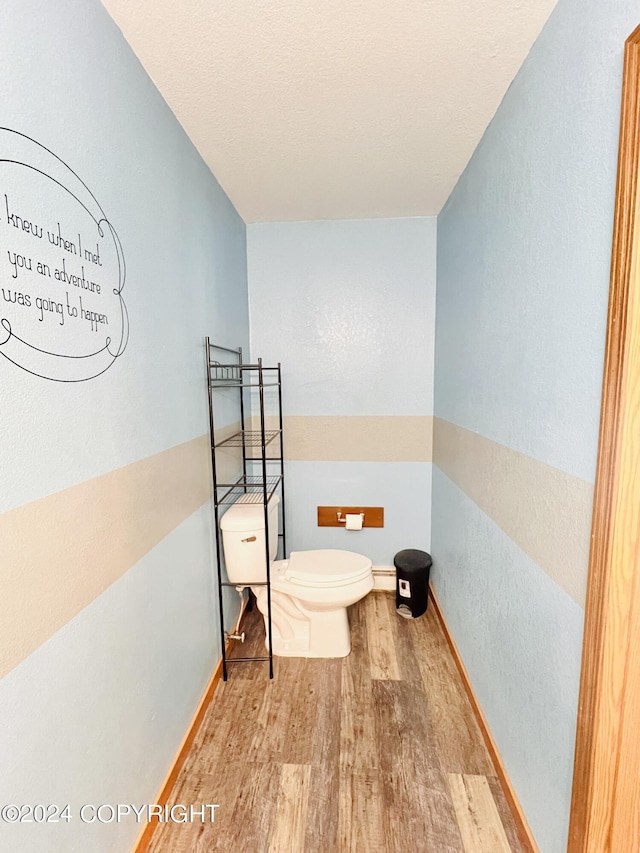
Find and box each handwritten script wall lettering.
[0,129,129,381]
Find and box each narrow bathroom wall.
[432,0,640,850]
[0,1,249,851]
[247,217,436,567]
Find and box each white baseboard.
[372,565,396,591]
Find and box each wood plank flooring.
[147,592,524,853]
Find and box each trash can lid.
[393,549,432,572]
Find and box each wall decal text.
[0,128,129,381]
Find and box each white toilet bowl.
[219,496,373,658]
[252,550,373,657]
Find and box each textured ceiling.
[101,0,557,222]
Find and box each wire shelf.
[209,362,241,383]
[206,338,285,681]
[226,657,271,663]
[209,381,280,388]
[215,429,281,448]
[217,474,282,505]
[209,362,280,384]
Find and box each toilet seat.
[282,549,372,588]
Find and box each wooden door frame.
[568,23,640,853]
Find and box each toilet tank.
[219,494,280,584]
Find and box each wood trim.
[568,24,640,853]
[317,505,384,528]
[131,599,248,853]
[428,586,539,853]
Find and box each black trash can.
[394,549,432,619]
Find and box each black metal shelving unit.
[205,338,286,680]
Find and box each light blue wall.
[1,2,248,511]
[0,508,221,853]
[433,1,639,851]
[249,218,436,416]
[0,1,248,851]
[432,472,585,852]
[248,218,436,565]
[436,0,636,482]
[284,461,431,564]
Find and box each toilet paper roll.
[345,513,364,531]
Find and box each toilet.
[220,495,373,658]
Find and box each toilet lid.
[283,550,372,587]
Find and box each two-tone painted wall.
[0,1,248,851]
[3,1,637,852]
[247,218,436,568]
[432,0,640,851]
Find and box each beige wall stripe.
[271,415,433,462]
[433,418,593,607]
[0,433,227,680]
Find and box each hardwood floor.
[147,593,524,853]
